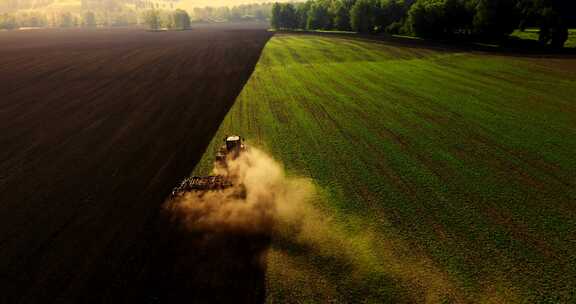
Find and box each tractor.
[170,135,246,197]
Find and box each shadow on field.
[279,30,576,58]
[139,214,270,304]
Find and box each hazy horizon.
[0,0,301,13]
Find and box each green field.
[194,34,576,303]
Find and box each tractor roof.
[227,135,241,142]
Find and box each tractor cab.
[216,135,246,163]
[225,136,243,154]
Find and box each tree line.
[190,3,272,23]
[0,11,138,29]
[271,0,576,48]
[0,9,190,30]
[140,3,274,31]
[143,9,191,30]
[0,3,273,31]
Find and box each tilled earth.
[0,25,272,303]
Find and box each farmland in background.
[195,34,576,303]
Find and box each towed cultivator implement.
[171,135,246,198]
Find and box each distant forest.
[0,1,272,29]
[2,0,574,48]
[141,4,271,30]
[189,3,272,22]
[271,0,576,48]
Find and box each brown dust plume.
[165,147,462,303]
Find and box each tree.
[143,9,161,30]
[281,3,298,29]
[406,0,477,38]
[350,0,377,33]
[229,8,243,21]
[296,1,313,29]
[371,0,404,32]
[406,0,446,37]
[172,9,191,30]
[307,2,331,30]
[334,3,351,31]
[271,3,299,30]
[522,0,576,48]
[473,0,519,39]
[379,0,410,34]
[271,2,281,29]
[82,11,96,28]
[215,6,230,21]
[58,12,74,28]
[15,11,47,28]
[444,0,476,35]
[379,0,404,27]
[0,13,18,30]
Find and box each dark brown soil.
[0,25,272,304]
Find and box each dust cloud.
[165,147,461,303]
[166,147,315,236]
[164,147,358,277]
